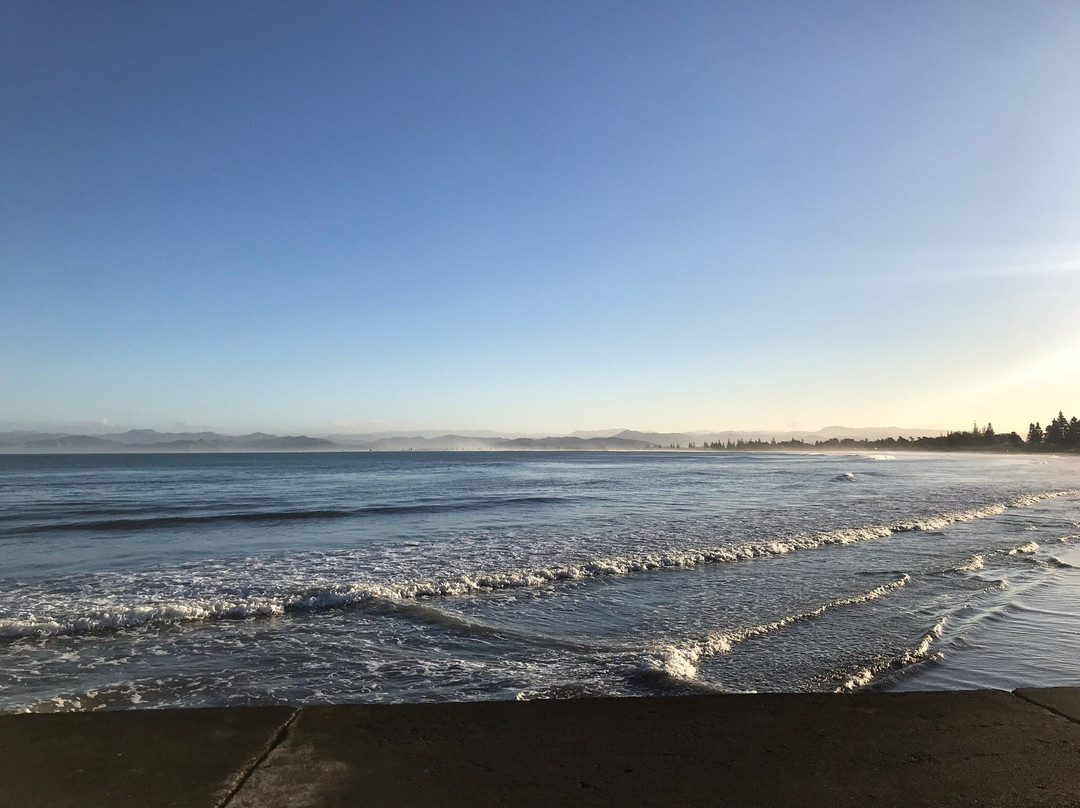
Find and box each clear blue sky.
[3,1,1079,435]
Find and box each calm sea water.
[1,451,1079,712]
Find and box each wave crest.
[837,617,946,692]
[639,575,911,681]
[3,490,1074,641]
[1,496,578,536]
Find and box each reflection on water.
[1,451,1078,711]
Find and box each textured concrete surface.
[4,691,1080,808]
[233,690,1080,808]
[1016,686,1080,724]
[0,706,295,808]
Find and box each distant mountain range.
[610,426,943,445]
[0,430,338,453]
[0,426,943,453]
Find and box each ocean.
[1,451,1079,712]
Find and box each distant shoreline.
[2,446,1077,456]
[2,415,1077,454]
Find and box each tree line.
[703,411,1080,452]
[1025,411,1080,449]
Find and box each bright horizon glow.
[3,2,1079,437]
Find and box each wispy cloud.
[888,258,1080,284]
[835,250,1080,287]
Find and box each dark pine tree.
[1045,412,1068,446]
[1067,416,1080,449]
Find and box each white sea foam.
[837,617,946,692]
[948,536,1067,573]
[2,490,1074,640]
[640,575,911,681]
[1006,541,1040,555]
[949,553,986,572]
[0,598,289,638]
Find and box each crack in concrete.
[218,708,300,808]
[1011,690,1080,728]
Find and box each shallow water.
[1,451,1078,711]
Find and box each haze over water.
[2,450,1079,712]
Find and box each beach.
[8,1,1079,802]
[4,452,1080,804]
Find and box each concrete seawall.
[4,688,1080,807]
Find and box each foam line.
[837,617,947,692]
[639,575,911,681]
[949,537,1053,573]
[2,490,1074,640]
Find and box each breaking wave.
[837,617,947,692]
[948,553,986,572]
[639,575,911,681]
[2,490,1075,640]
[947,534,1074,573]
[1006,541,1040,555]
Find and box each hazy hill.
[344,435,656,451]
[500,436,654,450]
[812,426,943,440]
[614,426,943,446]
[0,425,945,453]
[0,430,336,453]
[113,429,225,444]
[18,435,118,451]
[357,435,503,451]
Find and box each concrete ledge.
[0,706,296,808]
[4,690,1080,807]
[1015,687,1080,724]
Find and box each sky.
[3,1,1079,436]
